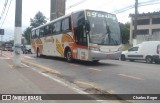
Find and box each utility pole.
[14,0,22,66]
[0,29,4,56]
[133,0,138,45]
[50,0,65,21]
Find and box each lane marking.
[88,68,102,72]
[1,54,10,59]
[21,62,106,102]
[0,57,10,59]
[118,73,144,80]
[9,65,13,68]
[23,60,61,75]
[21,63,30,68]
[40,73,103,102]
[2,52,12,57]
[75,81,96,87]
[23,55,35,59]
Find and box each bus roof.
[31,9,115,31]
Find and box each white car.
[121,41,160,64]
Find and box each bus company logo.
[2,95,11,100]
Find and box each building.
[50,0,65,21]
[129,11,160,45]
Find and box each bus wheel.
[145,56,153,64]
[66,49,72,62]
[37,48,40,57]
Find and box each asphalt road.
[22,54,160,94]
[3,51,160,102]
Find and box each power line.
[66,0,87,10]
[112,0,160,14]
[0,0,13,28]
[94,0,119,10]
[0,0,8,20]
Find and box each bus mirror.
[85,20,90,32]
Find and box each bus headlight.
[89,44,100,51]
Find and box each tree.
[23,27,32,44]
[30,11,47,28]
[23,11,47,44]
[119,22,130,44]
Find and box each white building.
[129,12,160,45]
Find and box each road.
[2,51,160,102]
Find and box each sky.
[0,0,160,41]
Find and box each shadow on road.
[125,60,160,65]
[35,55,120,67]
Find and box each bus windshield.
[86,10,121,45]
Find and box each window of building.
[133,19,150,25]
[152,18,160,24]
[133,29,149,35]
[152,29,160,34]
[137,29,149,35]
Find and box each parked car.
[121,41,160,64]
[1,43,13,51]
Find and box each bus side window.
[45,25,52,36]
[49,25,53,35]
[39,28,44,37]
[52,23,56,35]
[55,21,61,34]
[32,30,36,38]
[36,29,39,38]
[62,17,71,32]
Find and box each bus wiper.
[113,39,119,45]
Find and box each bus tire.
[37,48,41,57]
[66,49,72,62]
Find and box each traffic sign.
[0,29,4,35]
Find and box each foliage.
[23,27,32,44]
[30,11,47,28]
[119,22,130,44]
[23,11,47,44]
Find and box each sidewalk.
[0,56,99,103]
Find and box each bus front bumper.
[89,50,121,60]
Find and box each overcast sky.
[0,0,159,41]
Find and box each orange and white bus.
[31,9,122,62]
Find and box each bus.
[31,9,122,62]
